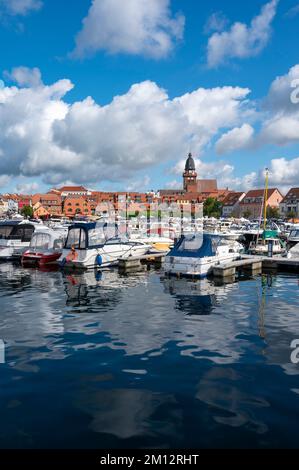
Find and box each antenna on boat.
[263,168,269,231]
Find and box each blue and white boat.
[59,222,149,270]
[164,233,243,278]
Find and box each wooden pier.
[118,251,168,272]
[213,258,263,279]
[213,255,299,280]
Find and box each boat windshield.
[65,228,87,250]
[9,225,35,242]
[290,230,299,238]
[30,233,51,250]
[177,235,204,252]
[0,225,15,240]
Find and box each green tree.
[21,205,33,218]
[203,198,222,218]
[242,210,252,219]
[287,210,297,220]
[266,206,280,219]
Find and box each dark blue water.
[0,263,299,449]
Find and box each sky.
[0,0,299,194]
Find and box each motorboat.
[287,243,299,259]
[0,221,49,261]
[248,230,286,256]
[164,233,243,278]
[59,222,150,270]
[22,229,67,267]
[287,227,299,248]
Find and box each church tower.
[183,153,198,192]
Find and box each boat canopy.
[168,234,221,258]
[0,222,35,242]
[65,222,120,250]
[30,230,65,250]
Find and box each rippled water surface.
[0,263,299,449]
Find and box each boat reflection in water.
[162,276,237,316]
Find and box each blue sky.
[0,0,299,194]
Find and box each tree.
[203,197,222,218]
[21,205,33,218]
[242,210,252,219]
[287,210,297,220]
[266,206,280,219]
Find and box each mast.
[263,168,269,231]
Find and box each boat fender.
[96,254,103,266]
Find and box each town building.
[280,188,299,218]
[238,189,283,219]
[57,186,91,199]
[222,192,245,218]
[63,196,96,218]
[32,193,63,217]
[160,153,226,206]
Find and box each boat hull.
[60,242,149,270]
[22,251,62,267]
[164,253,241,278]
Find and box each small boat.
[0,221,48,261]
[164,233,243,278]
[59,222,150,270]
[287,227,299,248]
[22,229,66,267]
[248,230,286,256]
[287,243,299,259]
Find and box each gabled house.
[238,188,283,219]
[280,188,299,218]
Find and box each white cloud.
[0,69,251,187]
[204,11,229,34]
[215,124,254,154]
[258,64,299,146]
[72,0,185,59]
[126,175,151,192]
[207,0,279,68]
[15,181,39,194]
[0,0,42,16]
[4,66,43,87]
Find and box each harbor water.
[0,263,299,449]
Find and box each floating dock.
[118,251,168,272]
[213,255,299,280]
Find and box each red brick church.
[160,153,228,204]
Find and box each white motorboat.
[59,222,150,270]
[287,243,299,259]
[164,233,243,278]
[287,227,299,248]
[0,220,50,261]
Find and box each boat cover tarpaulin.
[168,234,220,258]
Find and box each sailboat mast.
[263,168,269,231]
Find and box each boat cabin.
[30,231,65,251]
[168,234,229,259]
[0,222,35,243]
[65,222,119,250]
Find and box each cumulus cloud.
[4,66,43,88]
[72,0,185,59]
[15,181,39,194]
[0,0,42,16]
[207,0,279,68]
[0,68,252,187]
[215,124,254,154]
[204,11,229,34]
[258,64,299,146]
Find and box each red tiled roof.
[59,186,88,192]
[281,188,299,203]
[222,192,244,206]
